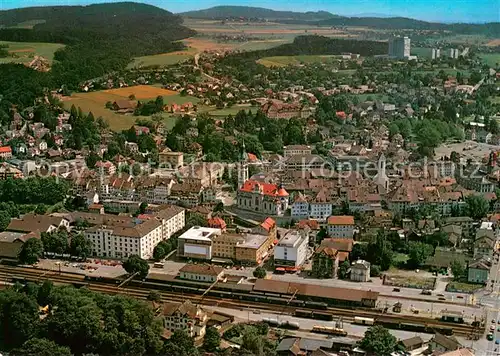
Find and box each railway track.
[0,266,482,336]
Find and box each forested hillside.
[181,5,335,21]
[0,2,195,88]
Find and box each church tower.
[237,141,249,189]
[373,153,389,192]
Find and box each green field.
[8,20,46,29]
[257,55,341,67]
[479,53,500,67]
[411,47,432,58]
[63,90,200,131]
[0,41,65,64]
[128,49,196,69]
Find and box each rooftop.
[278,230,305,247]
[327,215,355,226]
[179,263,224,276]
[178,226,221,242]
[237,234,268,249]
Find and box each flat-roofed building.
[235,233,270,265]
[274,230,308,267]
[177,226,221,260]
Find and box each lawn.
[127,48,196,69]
[446,282,483,293]
[207,106,255,117]
[0,40,65,64]
[478,53,500,67]
[62,86,200,131]
[384,275,435,290]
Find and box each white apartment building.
[291,193,309,219]
[177,226,222,260]
[327,215,355,238]
[85,219,163,259]
[83,206,185,259]
[274,230,309,267]
[309,202,333,221]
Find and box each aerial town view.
[0,0,499,355]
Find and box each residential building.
[85,218,162,259]
[159,150,184,168]
[399,336,424,352]
[0,163,23,180]
[177,226,221,260]
[312,245,339,278]
[261,101,312,119]
[237,180,289,216]
[429,333,462,354]
[0,146,12,160]
[207,217,227,231]
[283,145,312,158]
[388,36,411,59]
[102,199,140,214]
[161,300,208,338]
[7,214,70,234]
[291,193,309,219]
[327,216,355,238]
[253,217,277,243]
[443,216,475,238]
[309,189,333,221]
[467,257,491,284]
[473,229,496,259]
[179,264,224,282]
[152,205,186,240]
[95,160,116,175]
[274,230,309,268]
[212,233,243,260]
[112,100,137,114]
[235,233,271,265]
[350,260,371,282]
[318,238,353,262]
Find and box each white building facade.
[274,230,309,267]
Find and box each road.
[483,241,500,356]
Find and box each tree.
[350,243,368,262]
[163,329,199,356]
[123,255,150,279]
[18,238,44,264]
[69,233,92,259]
[253,266,267,279]
[147,290,161,302]
[41,230,69,255]
[316,227,328,243]
[337,260,350,279]
[465,195,489,220]
[451,260,466,281]
[359,325,397,356]
[0,209,10,231]
[153,240,172,261]
[139,202,148,214]
[203,326,221,352]
[450,151,460,163]
[367,231,393,271]
[241,328,264,356]
[407,242,434,269]
[37,280,53,306]
[11,338,72,356]
[370,265,381,277]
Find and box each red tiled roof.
[327,215,355,225]
[240,180,289,197]
[208,217,227,230]
[260,217,276,231]
[0,146,12,153]
[247,153,258,161]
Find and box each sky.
[0,0,499,23]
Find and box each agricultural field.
[0,40,64,64]
[62,85,200,131]
[478,53,500,67]
[257,55,340,67]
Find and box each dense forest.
[182,5,500,36]
[0,2,195,89]
[181,6,335,21]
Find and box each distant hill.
[0,2,196,89]
[182,5,499,36]
[181,6,336,21]
[0,2,195,45]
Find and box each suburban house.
[0,146,12,160]
[312,245,339,278]
[350,260,371,282]
[429,333,462,354]
[326,215,355,238]
[473,230,496,259]
[467,257,491,284]
[161,300,208,338]
[112,100,137,114]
